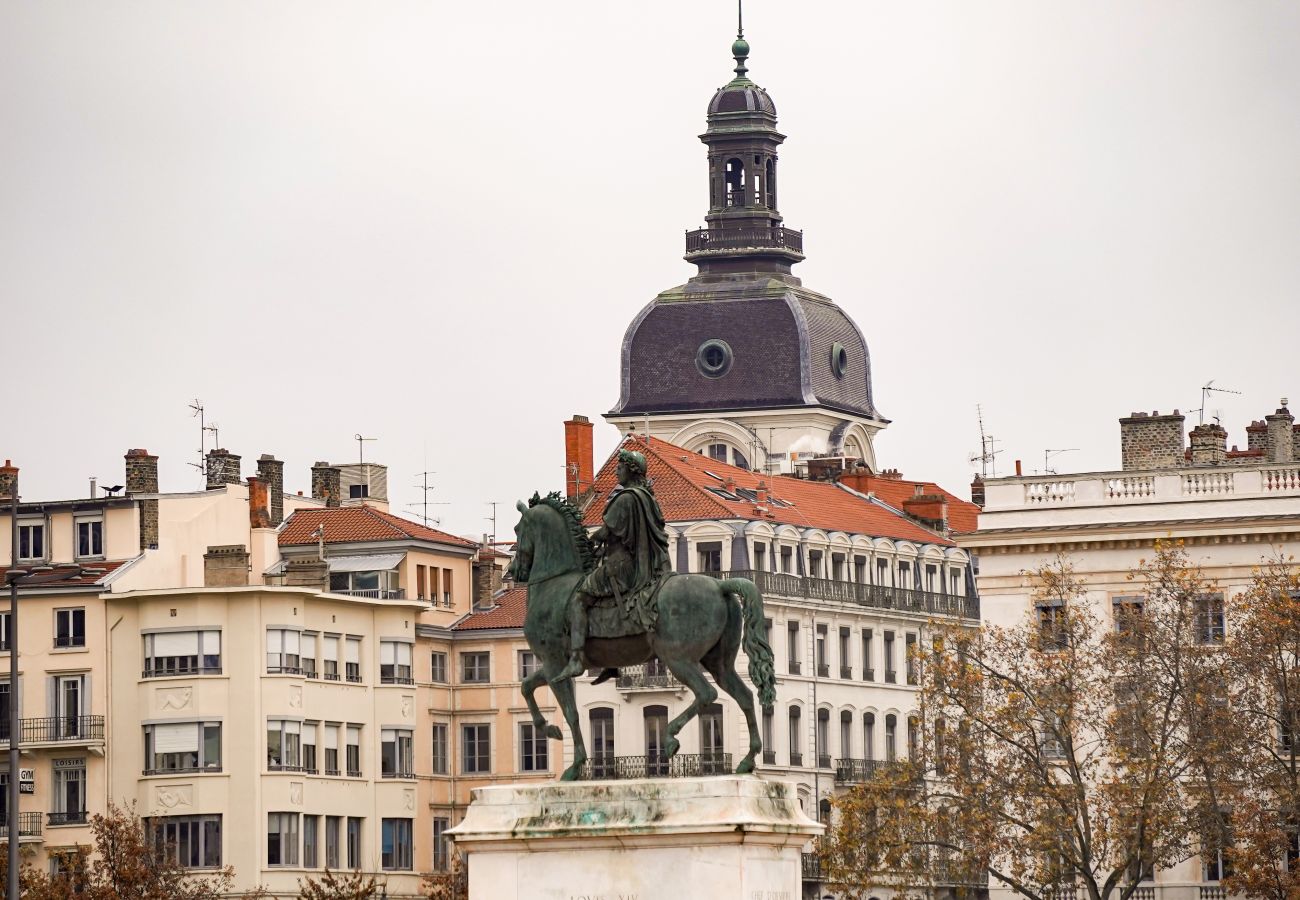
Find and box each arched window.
[908,715,921,761]
[725,158,745,207]
[934,716,947,775]
[788,706,802,767]
[840,710,853,762]
[816,708,830,768]
[863,712,875,762]
[700,703,725,773]
[590,708,615,777]
[644,705,668,775]
[885,714,897,761]
[764,158,776,207]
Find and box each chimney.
[564,415,595,502]
[205,449,242,489]
[124,449,160,551]
[247,477,271,529]
[1246,420,1269,453]
[756,481,769,505]
[472,555,501,610]
[903,493,949,534]
[1188,423,1228,466]
[1118,410,1186,471]
[203,544,250,587]
[256,454,285,526]
[0,460,17,502]
[89,477,97,499]
[970,474,985,508]
[311,462,342,508]
[285,557,329,591]
[1266,401,1295,464]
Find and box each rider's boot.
[552,597,589,683]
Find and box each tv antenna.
[485,501,501,549]
[188,399,209,487]
[968,404,1001,477]
[1193,380,1242,425]
[1043,448,1078,475]
[407,470,448,527]
[354,434,378,466]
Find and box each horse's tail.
[719,578,776,709]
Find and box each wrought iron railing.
[0,812,43,838]
[709,570,979,620]
[47,811,87,827]
[17,715,105,743]
[685,227,804,255]
[615,663,681,691]
[801,853,823,881]
[834,758,912,784]
[580,754,732,780]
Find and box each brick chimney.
[1188,423,1228,466]
[903,493,949,533]
[472,553,502,610]
[1119,410,1186,471]
[1246,420,1269,453]
[256,454,285,526]
[311,462,342,508]
[970,474,985,508]
[247,477,271,529]
[205,449,242,489]
[564,415,595,502]
[124,449,160,551]
[1266,401,1295,464]
[0,460,17,502]
[203,544,250,587]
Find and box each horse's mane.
[528,491,596,574]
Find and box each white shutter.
[345,639,360,665]
[152,632,199,656]
[346,725,360,744]
[380,642,395,665]
[322,636,338,662]
[153,723,199,753]
[266,630,280,653]
[286,720,301,737]
[201,631,220,656]
[324,726,338,750]
[397,643,412,666]
[285,630,301,655]
[382,728,395,742]
[301,633,316,659]
[303,723,317,746]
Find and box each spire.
[732,0,750,80]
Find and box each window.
[144,630,221,676]
[381,728,414,778]
[840,711,852,762]
[416,564,427,600]
[832,553,845,581]
[808,550,823,578]
[934,717,948,775]
[325,816,341,869]
[861,629,874,681]
[430,651,448,683]
[905,633,918,685]
[700,704,725,772]
[345,636,362,682]
[432,723,449,774]
[322,635,340,680]
[54,673,85,735]
[346,725,361,776]
[347,818,362,869]
[780,545,792,574]
[433,817,451,871]
[908,716,920,760]
[884,631,896,683]
[518,650,539,680]
[925,564,937,593]
[382,818,413,870]
[520,722,549,772]
[839,627,851,678]
[266,629,301,674]
[761,707,774,763]
[301,632,317,678]
[152,814,222,868]
[885,714,897,761]
[1040,711,1066,760]
[950,568,962,596]
[590,708,615,775]
[462,724,490,773]
[51,759,86,825]
[302,722,317,773]
[876,556,889,585]
[75,518,103,558]
[349,483,369,500]
[144,722,222,773]
[54,608,86,648]
[1202,814,1233,881]
[863,712,876,761]
[380,641,413,684]
[303,815,319,868]
[1113,596,1145,637]
[461,651,491,683]
[1038,602,1068,650]
[643,705,669,774]
[854,555,867,584]
[268,812,299,866]
[697,541,722,574]
[17,520,45,560]
[816,708,830,768]
[753,543,766,573]
[0,612,8,652]
[815,625,829,677]
[788,706,803,766]
[787,621,801,675]
[442,568,454,607]
[267,720,302,771]
[1196,593,1226,645]
[323,724,340,775]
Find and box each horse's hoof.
[545,724,564,741]
[561,764,583,781]
[735,758,755,775]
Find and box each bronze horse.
[512,493,776,780]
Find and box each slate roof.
[279,507,476,549]
[0,558,132,588]
[452,585,527,631]
[583,436,957,547]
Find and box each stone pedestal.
[448,775,822,900]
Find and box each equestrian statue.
[511,448,776,781]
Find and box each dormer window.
[76,516,104,559]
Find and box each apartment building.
[960,402,1300,900]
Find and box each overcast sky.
[3,1,1297,539]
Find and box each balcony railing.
[762,750,776,765]
[710,570,980,620]
[1130,888,1156,900]
[817,754,832,769]
[0,813,43,839]
[615,663,681,691]
[334,588,406,600]
[381,771,416,780]
[1200,888,1227,900]
[46,811,87,827]
[686,227,804,256]
[142,665,223,678]
[580,753,732,780]
[834,758,912,784]
[801,853,823,881]
[839,666,852,679]
[10,715,106,744]
[984,463,1300,512]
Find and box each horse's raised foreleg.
[521,668,563,741]
[703,647,762,774]
[550,675,588,780]
[660,658,717,761]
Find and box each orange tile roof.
[584,436,956,546]
[279,506,477,548]
[841,473,981,535]
[452,585,527,631]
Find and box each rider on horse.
[552,448,672,684]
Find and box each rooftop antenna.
[407,471,448,527]
[188,399,208,488]
[485,501,499,549]
[968,404,1001,477]
[1044,448,1079,476]
[354,433,377,498]
[1195,380,1242,425]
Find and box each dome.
[707,81,776,117]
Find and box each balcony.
[817,754,832,769]
[839,666,852,679]
[1200,888,1227,900]
[684,227,804,259]
[710,570,980,621]
[381,771,416,780]
[0,812,43,841]
[801,853,823,881]
[142,665,222,678]
[762,750,776,765]
[46,811,87,827]
[334,588,406,600]
[580,754,732,780]
[834,758,911,784]
[4,716,106,751]
[615,663,682,693]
